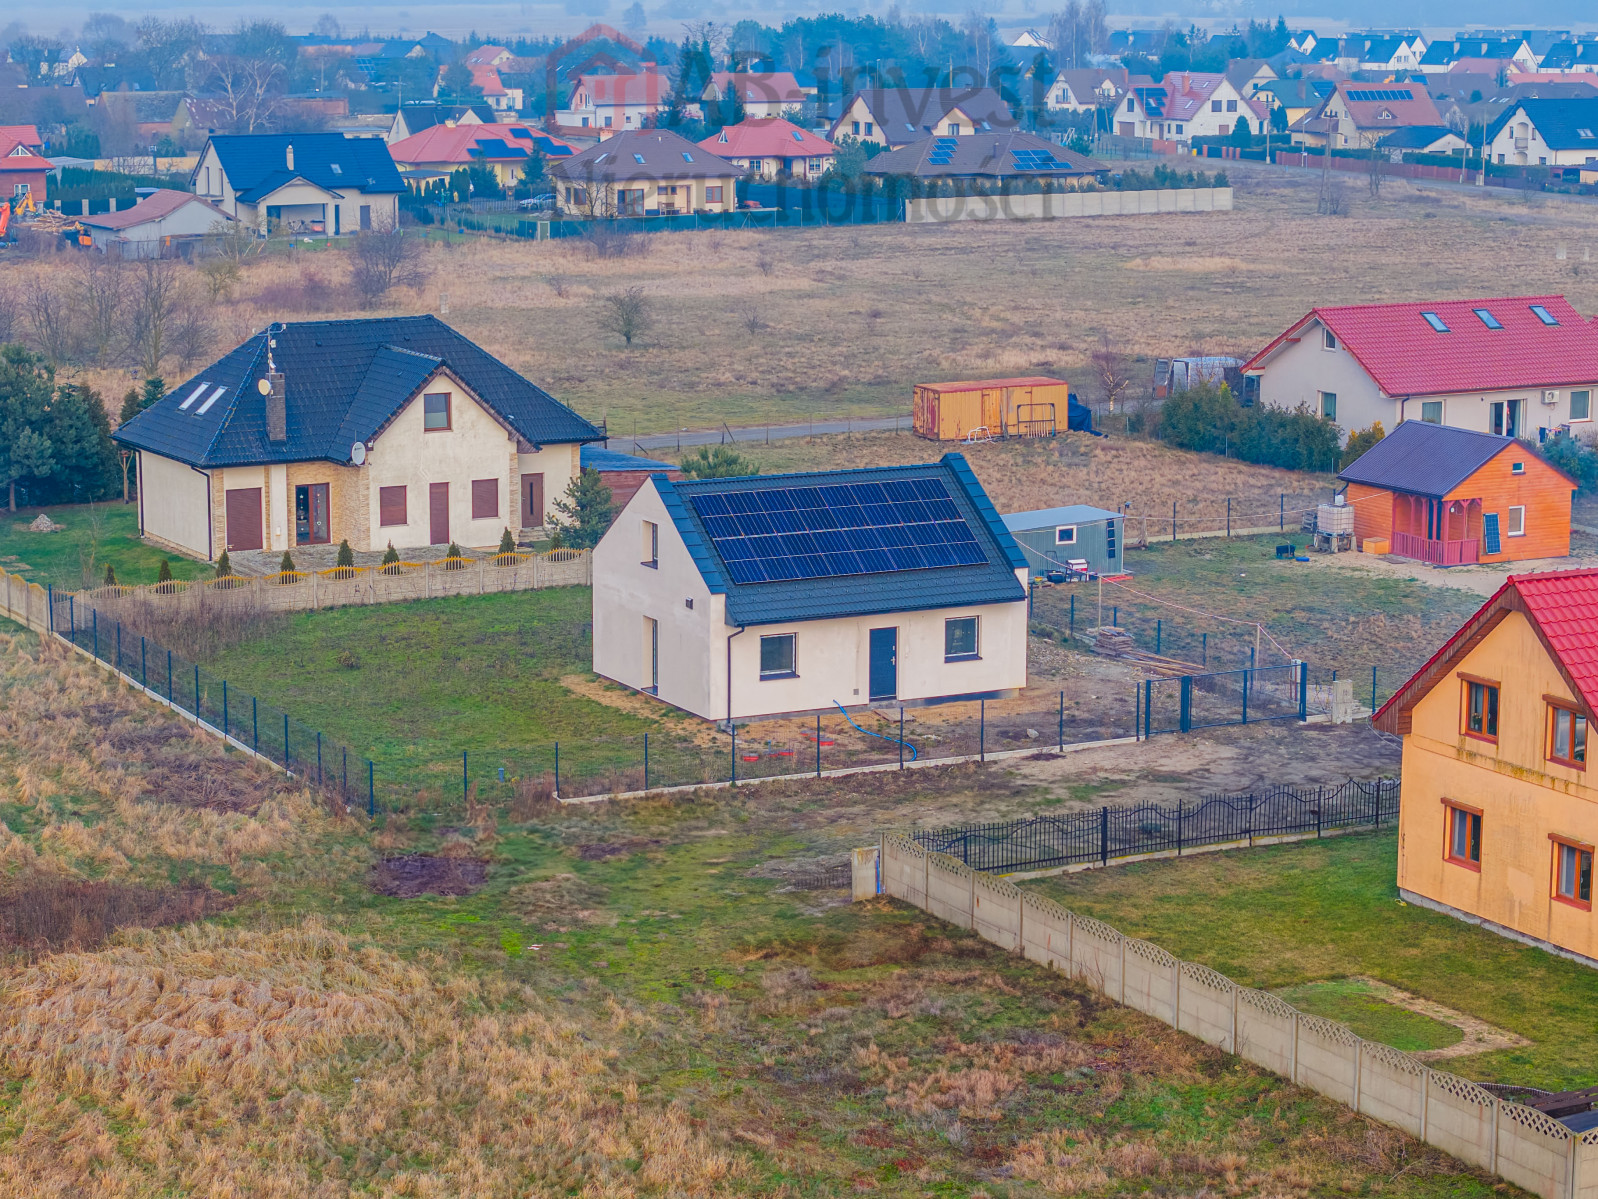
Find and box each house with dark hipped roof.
[1487,97,1598,167]
[112,316,603,561]
[1242,294,1598,439]
[1338,421,1574,565]
[831,87,1015,149]
[591,455,1030,722]
[191,132,405,235]
[548,129,739,216]
[1374,568,1598,964]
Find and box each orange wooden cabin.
[1337,421,1574,565]
[912,377,1069,441]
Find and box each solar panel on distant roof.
[1345,88,1413,102]
[688,477,987,585]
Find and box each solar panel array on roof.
[1010,147,1071,170]
[926,136,959,165]
[1345,88,1415,102]
[688,477,987,585]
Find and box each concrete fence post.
[1291,1011,1300,1083]
[1353,1039,1363,1112]
[1420,1069,1430,1143]
[1119,937,1127,1004]
[1230,983,1239,1054]
[1490,1099,1499,1174]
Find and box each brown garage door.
[224,487,263,552]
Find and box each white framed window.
[1421,400,1443,424]
[1572,390,1592,422]
[1319,392,1337,421]
[1322,328,1337,350]
[642,520,658,567]
[759,633,796,679]
[1507,505,1526,537]
[1055,525,1077,545]
[944,616,980,661]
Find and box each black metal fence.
[911,778,1400,874]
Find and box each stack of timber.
[1084,626,1204,677]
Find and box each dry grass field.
[0,623,1509,1198]
[9,161,1598,436]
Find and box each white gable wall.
[138,450,211,558]
[593,479,1030,722]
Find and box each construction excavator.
[0,191,36,242]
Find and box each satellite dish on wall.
[257,378,271,395]
[351,442,366,465]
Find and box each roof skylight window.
[1531,303,1560,326]
[791,130,804,141]
[330,163,342,174]
[1581,128,1595,138]
[681,151,694,162]
[195,385,227,415]
[178,382,208,410]
[633,153,646,164]
[1421,311,1450,332]
[1473,308,1503,329]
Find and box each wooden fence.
[868,834,1598,1199]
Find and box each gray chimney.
[265,373,287,441]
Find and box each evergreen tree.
[548,468,614,549]
[382,541,400,565]
[158,559,173,583]
[215,550,233,578]
[279,551,296,573]
[1229,114,1252,145]
[679,445,760,479]
[336,539,355,567]
[498,528,515,554]
[446,540,463,559]
[103,563,116,586]
[118,377,164,425]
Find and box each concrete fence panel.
[1234,988,1297,1078]
[925,854,975,930]
[1176,961,1235,1052]
[880,834,928,909]
[1496,1104,1573,1199]
[1,567,51,634]
[973,873,1023,950]
[1357,1042,1427,1139]
[1575,1133,1598,1199]
[1067,911,1123,996]
[904,187,1233,225]
[851,846,880,902]
[1019,892,1073,970]
[1292,1014,1361,1108]
[1121,937,1178,1025]
[1426,1070,1499,1172]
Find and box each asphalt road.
[616,415,910,455]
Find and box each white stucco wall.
[1253,319,1598,438]
[518,443,580,526]
[139,450,211,558]
[366,371,520,550]
[592,479,1031,722]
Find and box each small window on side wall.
[642,520,658,567]
[1507,505,1526,536]
[1554,837,1593,909]
[1319,391,1337,421]
[1420,401,1443,424]
[1572,390,1592,421]
[1463,677,1499,741]
[1444,801,1481,870]
[1549,701,1588,769]
[1055,525,1077,545]
[423,392,451,431]
[1322,328,1337,351]
[759,633,796,678]
[945,616,979,661]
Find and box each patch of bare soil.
[560,674,725,747]
[1353,977,1531,1062]
[81,704,288,814]
[369,854,488,898]
[0,877,229,957]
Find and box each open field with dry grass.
[9,160,1598,437]
[0,621,1515,1197]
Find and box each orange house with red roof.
[1242,294,1598,440]
[1376,569,1598,965]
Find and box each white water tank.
[1317,503,1354,534]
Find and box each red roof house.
[703,72,807,118]
[0,126,50,203]
[1242,294,1598,438]
[566,71,672,133]
[698,118,834,180]
[1291,80,1443,148]
[390,123,574,187]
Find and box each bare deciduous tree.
[350,217,428,308]
[127,260,184,377]
[168,294,216,369]
[600,287,654,348]
[25,278,77,367]
[72,256,128,366]
[1090,333,1134,418]
[0,286,19,346]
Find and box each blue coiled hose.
[834,701,918,761]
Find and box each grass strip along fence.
[50,589,376,812]
[912,778,1400,875]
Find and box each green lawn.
[1029,831,1595,1091]
[197,589,726,803]
[1276,979,1462,1054]
[0,502,209,590]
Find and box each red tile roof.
[699,118,834,159]
[1333,80,1443,131]
[1375,568,1598,729]
[79,188,231,231]
[708,71,806,105]
[469,65,508,97]
[1243,294,1598,396]
[390,123,573,166]
[0,125,42,155]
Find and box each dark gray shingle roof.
[863,131,1102,180]
[114,316,602,468]
[1337,420,1514,497]
[655,453,1028,626]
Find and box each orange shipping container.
[912,377,1070,441]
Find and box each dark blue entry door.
[868,627,898,701]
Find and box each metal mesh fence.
[911,778,1400,874]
